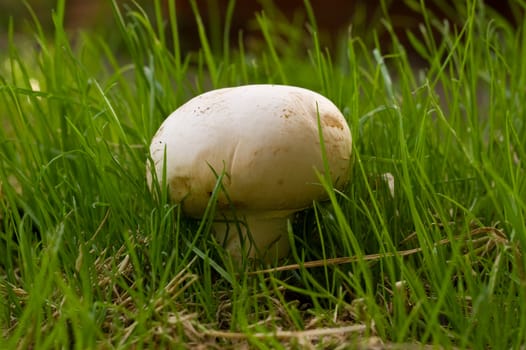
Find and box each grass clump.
[1,0,525,348]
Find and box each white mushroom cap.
[147,84,352,262]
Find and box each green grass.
[1,0,525,348]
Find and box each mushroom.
[147,84,352,262]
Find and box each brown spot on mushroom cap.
[272,146,290,156]
[169,175,192,202]
[280,107,295,118]
[322,113,345,130]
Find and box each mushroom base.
[212,212,293,263]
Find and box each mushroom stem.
[212,212,294,263]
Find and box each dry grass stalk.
[249,225,511,275]
[201,324,366,339]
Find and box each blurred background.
[0,0,521,56]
